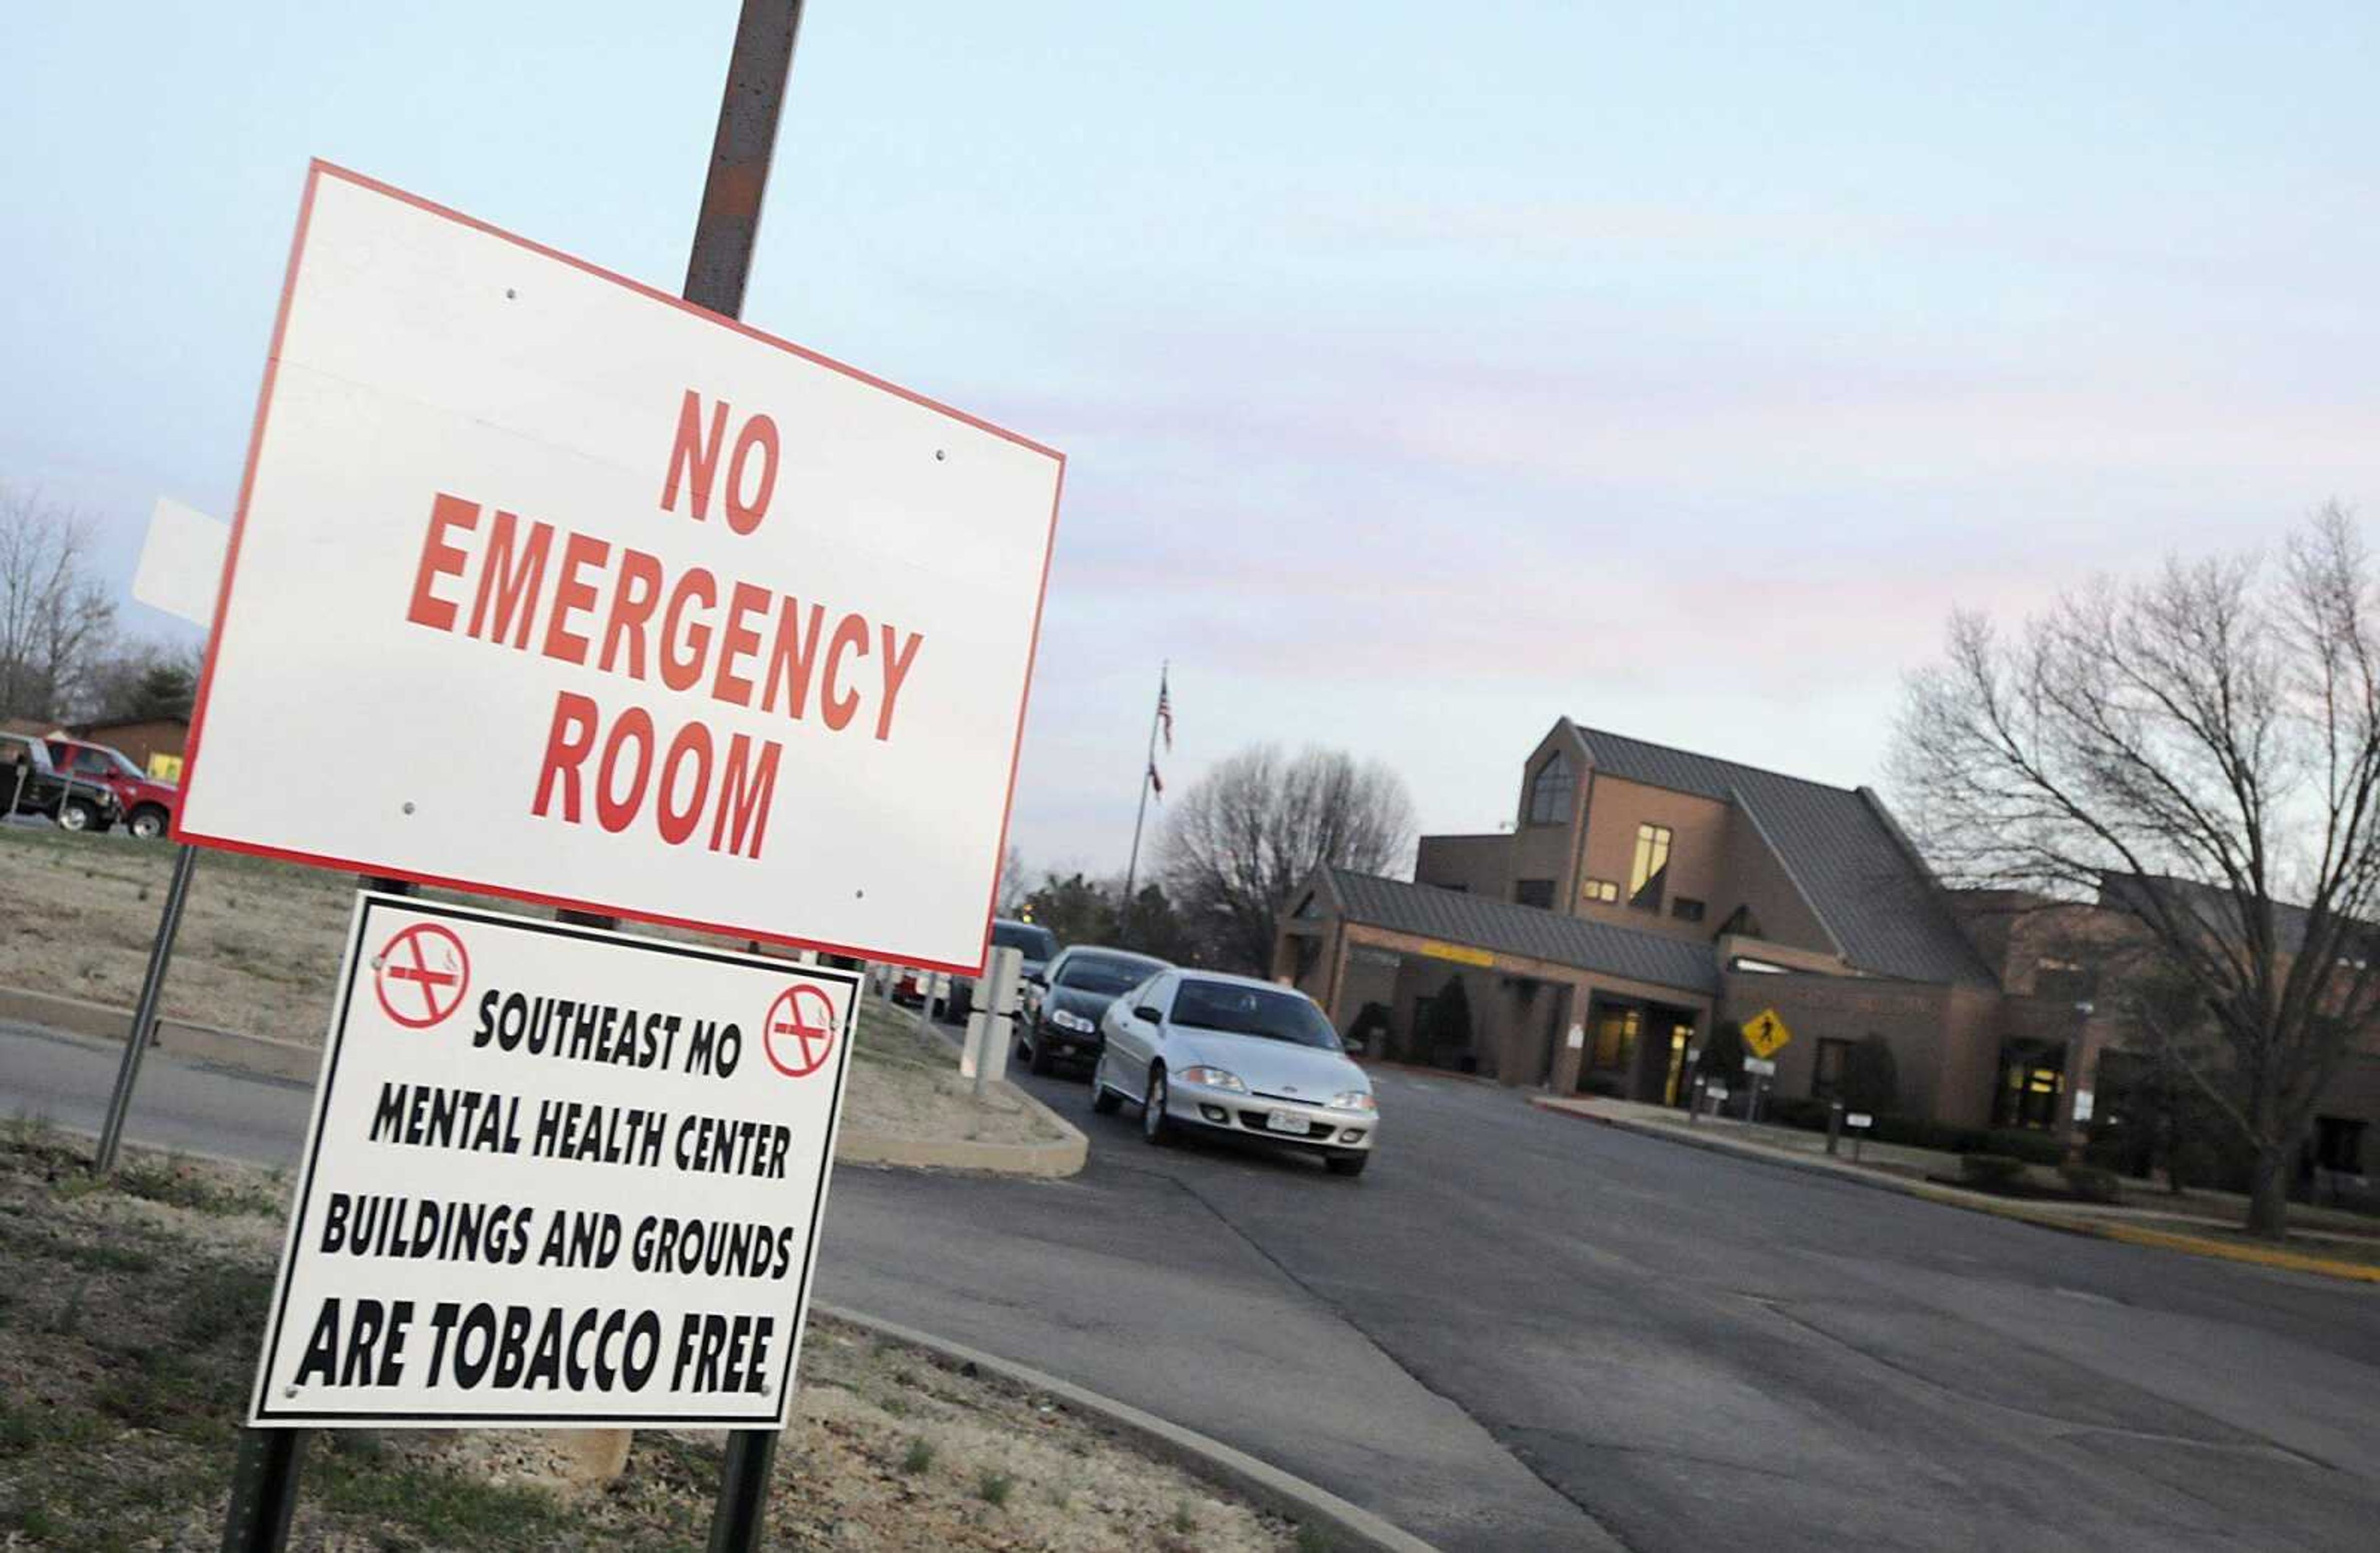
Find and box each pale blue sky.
[7,2,2379,874]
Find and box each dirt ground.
[0,1124,1304,1551]
[0,825,1060,1150]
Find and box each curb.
[816,1303,1439,1553]
[0,982,1088,1179]
[856,1007,1091,1179]
[0,982,319,1081]
[1528,1097,2380,1287]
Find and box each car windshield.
[992,923,1057,961]
[98,748,144,779]
[1170,982,1342,1050]
[1056,953,1158,995]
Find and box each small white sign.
[1846,1112,1874,1128]
[1565,1023,1585,1051]
[181,164,1062,972]
[250,894,860,1428]
[133,497,232,628]
[2072,1089,2095,1124]
[1743,1057,1777,1077]
[1706,1086,1730,1101]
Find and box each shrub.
[1764,1097,1833,1132]
[1985,1128,2067,1167]
[1695,1022,1746,1085]
[2059,1164,2122,1203]
[900,1438,935,1475]
[1958,1153,2027,1190]
[1868,1115,1990,1155]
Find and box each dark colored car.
[2,731,121,833]
[46,737,178,840]
[1016,945,1171,1076]
[948,917,1059,1021]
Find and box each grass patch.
[315,1451,571,1546]
[113,1156,282,1218]
[901,1436,937,1474]
[976,1469,1015,1507]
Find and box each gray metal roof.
[1326,868,1720,996]
[1574,726,1998,986]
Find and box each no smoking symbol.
[373,923,470,1029]
[763,984,838,1078]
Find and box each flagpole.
[1120,662,1166,944]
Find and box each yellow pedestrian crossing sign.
[1742,1007,1793,1060]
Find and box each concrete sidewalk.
[1532,1093,2380,1285]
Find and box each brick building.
[1274,718,2377,1181]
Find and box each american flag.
[1148,761,1163,798]
[1157,669,1174,750]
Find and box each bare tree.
[1893,506,2380,1237]
[0,486,118,723]
[1158,744,1416,974]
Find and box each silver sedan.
[1092,970,1379,1177]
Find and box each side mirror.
[1026,972,1047,989]
[1133,1005,1163,1026]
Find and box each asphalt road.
[7,1016,2378,1551]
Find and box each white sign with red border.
[250,893,861,1428]
[180,162,1063,973]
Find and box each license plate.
[1266,1111,1310,1135]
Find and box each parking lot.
[8,1007,2379,1550]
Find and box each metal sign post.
[685,4,808,1547]
[92,842,199,1174]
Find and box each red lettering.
[760,599,825,719]
[661,568,718,693]
[600,548,664,680]
[595,708,656,834]
[710,735,782,859]
[660,390,729,521]
[821,614,870,732]
[467,512,553,650]
[874,627,923,742]
[542,532,612,666]
[656,723,715,846]
[532,692,599,821]
[712,582,772,708]
[406,493,478,632]
[725,415,778,535]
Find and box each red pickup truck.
[46,737,179,840]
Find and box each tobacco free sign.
[179,162,1062,972]
[250,894,860,1428]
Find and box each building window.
[1629,824,1672,910]
[1590,1006,1642,1073]
[2033,957,2097,1003]
[1580,878,1620,904]
[1812,1037,1851,1101]
[1526,750,1576,826]
[1671,896,1704,923]
[1514,878,1554,909]
[1717,903,1766,939]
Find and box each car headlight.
[1331,1091,1377,1112]
[1050,1010,1094,1032]
[1178,1066,1246,1093]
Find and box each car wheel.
[1028,1029,1056,1076]
[128,806,167,840]
[1325,1153,1370,1178]
[58,799,95,833]
[1142,1067,1174,1145]
[1090,1055,1122,1115]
